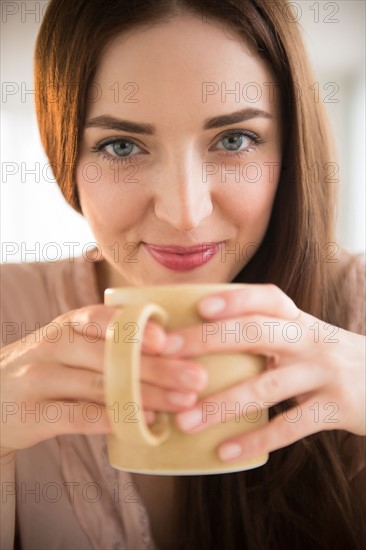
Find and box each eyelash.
[90,129,264,166]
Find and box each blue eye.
[220,134,249,151]
[215,130,260,154]
[102,139,141,158]
[91,129,263,166]
[90,138,144,166]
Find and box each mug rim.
[105,282,247,297]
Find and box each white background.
[1,1,365,263]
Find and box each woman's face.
[76,14,282,286]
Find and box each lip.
[143,242,222,271]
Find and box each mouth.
[142,242,222,272]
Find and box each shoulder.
[1,260,52,328]
[0,252,100,347]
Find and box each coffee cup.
[104,284,268,475]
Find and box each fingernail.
[162,334,184,355]
[176,409,202,431]
[179,369,208,390]
[199,296,226,316]
[218,442,242,461]
[167,391,196,407]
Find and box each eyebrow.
[85,108,273,135]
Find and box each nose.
[153,151,213,231]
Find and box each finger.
[25,305,118,369]
[216,397,335,462]
[26,363,106,403]
[68,305,167,352]
[33,309,166,371]
[142,321,168,355]
[1,400,113,450]
[174,364,328,433]
[19,305,119,351]
[197,284,300,320]
[141,356,208,392]
[140,381,198,412]
[145,410,157,425]
[36,332,106,372]
[161,314,305,358]
[40,401,112,438]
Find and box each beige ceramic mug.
[104,284,268,475]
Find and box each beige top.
[1,250,365,549]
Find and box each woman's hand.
[159,284,366,462]
[0,305,208,454]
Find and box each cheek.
[214,161,279,229]
[76,163,147,233]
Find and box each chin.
[132,269,233,286]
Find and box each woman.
[1,0,365,549]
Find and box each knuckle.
[37,331,62,359]
[23,362,43,383]
[65,304,110,329]
[77,305,105,326]
[265,283,281,295]
[265,284,286,306]
[257,373,281,399]
[53,308,83,331]
[43,321,63,341]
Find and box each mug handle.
[105,303,171,447]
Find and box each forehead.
[86,14,279,127]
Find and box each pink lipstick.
[143,242,221,271]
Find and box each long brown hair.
[34,1,365,548]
